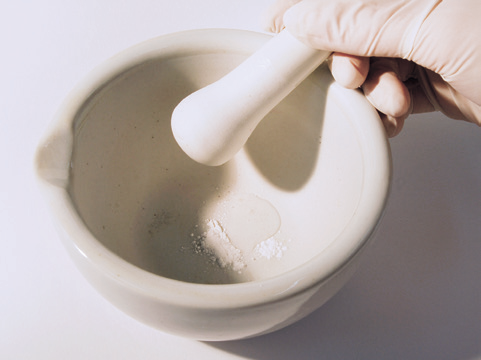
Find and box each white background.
[2,1,481,359]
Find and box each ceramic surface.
[35,29,391,341]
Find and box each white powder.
[192,219,246,272]
[254,237,287,260]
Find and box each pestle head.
[171,81,260,166]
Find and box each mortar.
[35,29,391,341]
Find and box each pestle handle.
[171,31,330,166]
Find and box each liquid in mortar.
[191,193,292,279]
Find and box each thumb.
[282,0,441,59]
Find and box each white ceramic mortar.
[35,29,391,341]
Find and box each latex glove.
[263,0,481,136]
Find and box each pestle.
[171,30,330,166]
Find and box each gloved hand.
[263,0,481,136]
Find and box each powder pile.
[254,237,287,260]
[192,219,246,272]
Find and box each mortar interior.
[68,50,364,284]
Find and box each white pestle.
[171,30,330,166]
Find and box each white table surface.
[2,1,481,359]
